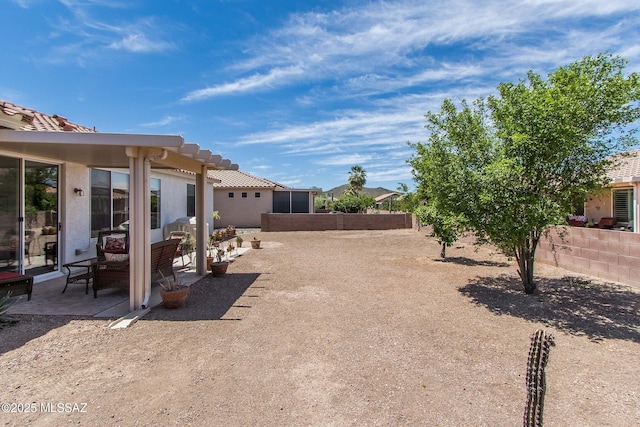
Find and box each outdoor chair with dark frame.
[91,238,180,298]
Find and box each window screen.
[613,188,633,222]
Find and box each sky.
[2,0,640,192]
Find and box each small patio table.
[62,258,99,294]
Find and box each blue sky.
[2,1,640,192]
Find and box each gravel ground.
[1,229,639,426]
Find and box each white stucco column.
[195,165,208,275]
[126,147,152,311]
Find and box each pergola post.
[195,164,208,275]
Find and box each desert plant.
[157,272,187,293]
[0,292,20,329]
[236,235,243,245]
[524,330,555,427]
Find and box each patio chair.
[44,241,57,267]
[96,230,129,260]
[596,217,616,229]
[92,238,179,298]
[166,230,189,266]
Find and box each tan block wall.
[261,213,413,231]
[214,189,273,228]
[536,226,640,288]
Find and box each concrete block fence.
[536,226,640,288]
[261,212,413,232]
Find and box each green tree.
[394,183,420,213]
[347,165,367,196]
[333,195,374,213]
[410,53,640,294]
[415,204,467,258]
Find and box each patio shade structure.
[0,129,238,311]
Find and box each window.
[90,169,161,236]
[613,188,633,223]
[228,192,234,198]
[242,192,248,198]
[187,184,195,217]
[292,192,309,213]
[91,170,129,237]
[255,192,261,198]
[150,178,161,230]
[273,191,290,213]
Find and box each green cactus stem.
[524,329,555,427]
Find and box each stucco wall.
[261,212,413,231]
[584,188,613,224]
[536,226,640,288]
[214,189,273,228]
[63,162,92,263]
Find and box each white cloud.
[181,66,305,101]
[139,115,185,128]
[108,33,172,53]
[320,153,374,166]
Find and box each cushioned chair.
[92,237,179,298]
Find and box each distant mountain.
[322,185,395,198]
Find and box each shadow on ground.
[143,272,262,321]
[435,256,510,267]
[0,315,81,355]
[459,275,640,343]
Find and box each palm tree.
[348,165,366,196]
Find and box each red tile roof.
[608,149,640,182]
[0,100,97,133]
[208,169,288,189]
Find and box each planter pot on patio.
[160,286,189,309]
[251,239,261,249]
[210,261,229,277]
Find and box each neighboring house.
[584,150,640,232]
[374,192,400,212]
[1,100,237,310]
[208,169,318,228]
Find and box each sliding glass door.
[24,161,59,275]
[0,155,59,276]
[0,156,20,273]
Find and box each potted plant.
[210,246,229,277]
[159,276,189,309]
[206,237,218,271]
[235,235,243,247]
[251,237,261,249]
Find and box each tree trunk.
[515,235,539,294]
[440,242,446,258]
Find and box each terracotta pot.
[206,257,214,271]
[251,239,261,249]
[160,286,189,309]
[210,261,229,277]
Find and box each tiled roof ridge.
[0,99,97,133]
[235,169,288,189]
[208,169,290,189]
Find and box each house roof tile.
[0,100,96,133]
[208,169,289,189]
[375,192,400,202]
[608,149,640,182]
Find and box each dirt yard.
[1,229,639,426]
